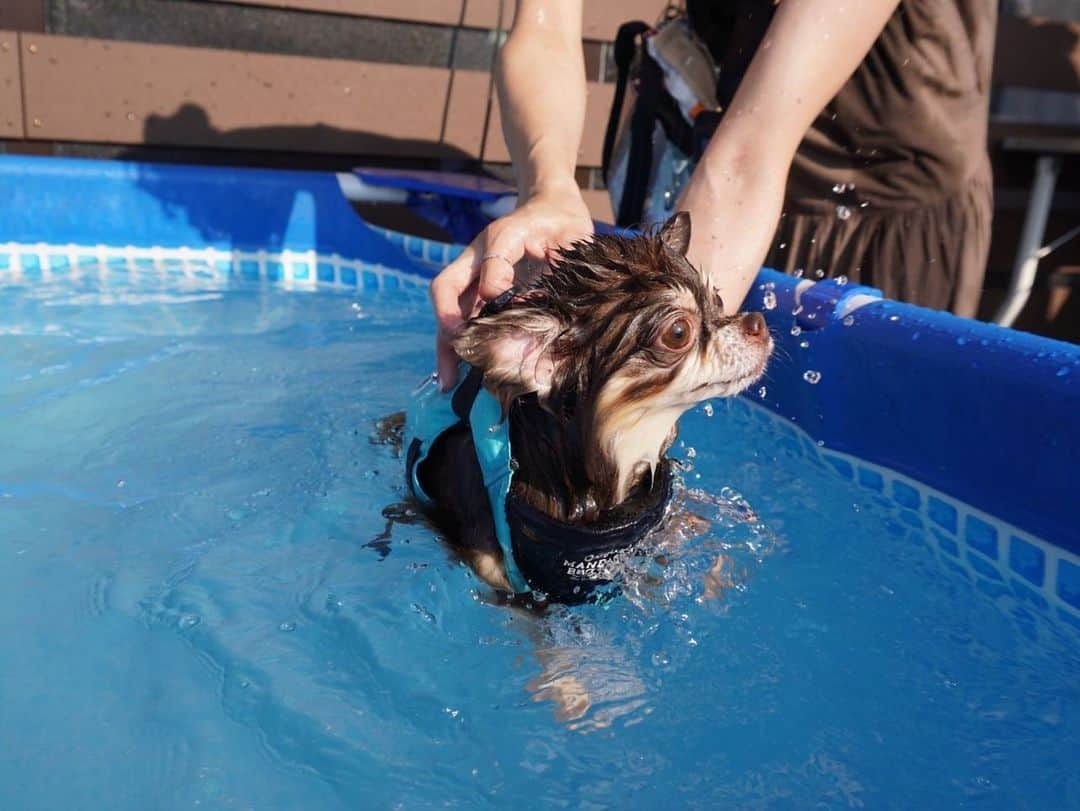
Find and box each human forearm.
[683,0,900,308]
[429,1,592,386]
[497,0,586,200]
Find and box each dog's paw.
[528,672,592,723]
[370,411,406,451]
[701,553,736,601]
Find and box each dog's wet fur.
[416,212,773,593]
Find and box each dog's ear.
[659,211,691,257]
[453,308,563,405]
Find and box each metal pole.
[993,154,1062,327]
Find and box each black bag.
[602,10,722,228]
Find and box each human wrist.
[519,179,588,216]
[519,172,582,204]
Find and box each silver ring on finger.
[480,253,515,270]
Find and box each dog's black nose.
[741,312,766,338]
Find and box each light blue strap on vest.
[404,373,457,508]
[405,366,531,594]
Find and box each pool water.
[1,273,1077,810]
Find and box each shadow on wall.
[117,103,482,255]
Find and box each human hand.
[429,187,593,389]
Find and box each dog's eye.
[659,317,693,351]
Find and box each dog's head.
[455,212,772,427]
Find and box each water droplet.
[1057,366,1070,377]
[27,43,38,54]
[179,614,200,630]
[889,315,900,322]
[842,315,855,327]
[762,290,777,310]
[116,479,126,488]
[790,325,802,336]
[814,269,825,279]
[956,337,968,346]
[803,370,822,384]
[836,205,852,221]
[686,447,697,458]
[487,424,499,434]
[651,651,671,667]
[799,340,810,349]
[778,242,787,249]
[279,621,296,632]
[832,182,846,194]
[835,275,848,285]
[816,440,825,447]
[792,304,804,315]
[411,603,436,623]
[793,268,804,279]
[758,386,768,399]
[702,403,714,417]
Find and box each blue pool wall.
[0,154,429,278]
[740,277,1080,554]
[1,155,1078,561]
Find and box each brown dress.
[693,0,997,316]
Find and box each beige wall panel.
[215,1,464,26]
[580,188,614,224]
[443,69,491,157]
[483,79,614,167]
[0,32,22,137]
[20,35,486,158]
[464,0,666,41]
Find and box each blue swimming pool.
[1,156,1078,809]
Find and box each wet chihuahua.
[408,212,772,601]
